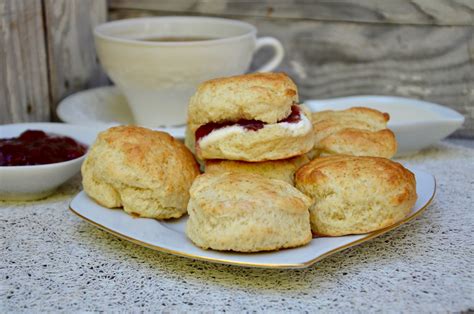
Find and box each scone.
[309,107,397,159]
[186,172,312,252]
[186,72,314,161]
[82,126,200,219]
[204,155,309,185]
[295,156,417,236]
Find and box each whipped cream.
[198,113,312,148]
[198,125,245,148]
[279,113,312,136]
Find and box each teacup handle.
[254,37,284,72]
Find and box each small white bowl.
[305,95,465,156]
[0,123,104,201]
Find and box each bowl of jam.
[0,123,102,201]
[1,130,87,166]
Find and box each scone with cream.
[295,155,417,236]
[186,72,313,161]
[310,107,397,159]
[82,126,200,219]
[186,172,312,252]
[204,155,309,185]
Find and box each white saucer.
[57,86,185,139]
[70,166,435,269]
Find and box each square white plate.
[69,167,435,269]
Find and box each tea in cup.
[94,16,284,127]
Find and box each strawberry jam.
[195,105,302,142]
[0,130,87,166]
[195,120,265,142]
[279,105,301,123]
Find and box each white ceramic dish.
[57,86,186,139]
[0,123,104,201]
[69,167,435,269]
[305,96,464,156]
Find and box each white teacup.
[94,16,284,127]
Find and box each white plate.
[305,96,464,156]
[69,167,435,269]
[57,86,185,139]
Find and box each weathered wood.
[109,0,474,26]
[0,0,50,124]
[260,21,474,138]
[43,0,108,119]
[108,9,474,138]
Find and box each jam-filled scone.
[186,72,314,161]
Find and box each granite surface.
[1,140,473,312]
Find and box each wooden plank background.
[0,0,107,124]
[110,0,474,26]
[109,0,474,138]
[43,0,108,119]
[0,0,50,123]
[1,0,473,138]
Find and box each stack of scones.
[185,73,315,251]
[82,72,417,253]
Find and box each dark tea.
[141,36,219,42]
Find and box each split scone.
[204,155,309,185]
[186,172,312,252]
[186,72,314,161]
[82,126,200,219]
[309,107,397,159]
[295,156,417,236]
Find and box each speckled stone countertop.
[1,140,473,312]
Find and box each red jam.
[0,130,87,166]
[195,105,302,142]
[279,105,301,123]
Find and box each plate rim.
[56,86,128,126]
[69,173,436,269]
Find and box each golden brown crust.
[318,128,397,158]
[186,172,312,252]
[188,72,298,126]
[204,155,309,185]
[81,126,200,219]
[312,107,389,126]
[310,107,397,158]
[190,172,311,215]
[295,155,417,236]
